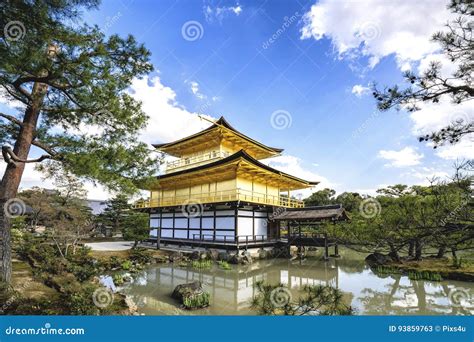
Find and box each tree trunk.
[436,245,446,258]
[388,243,401,262]
[0,80,47,283]
[408,240,415,258]
[451,248,457,259]
[414,239,423,261]
[0,205,12,283]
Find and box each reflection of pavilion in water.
[138,260,339,314]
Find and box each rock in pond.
[172,281,210,310]
[207,249,220,261]
[241,251,253,264]
[190,251,201,261]
[217,251,230,262]
[228,253,241,264]
[228,251,253,264]
[169,251,184,262]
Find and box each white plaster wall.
[238,217,253,237]
[255,218,268,237]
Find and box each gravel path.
[84,241,135,251]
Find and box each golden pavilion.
[135,117,319,250]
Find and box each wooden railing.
[191,234,267,243]
[166,151,230,172]
[132,188,304,209]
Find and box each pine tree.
[372,0,473,147]
[0,0,157,282]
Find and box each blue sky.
[2,0,472,199]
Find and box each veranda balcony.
[132,188,304,209]
[165,150,230,173]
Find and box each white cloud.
[186,80,206,100]
[408,97,474,160]
[409,97,473,136]
[300,0,454,69]
[204,2,243,23]
[350,187,379,197]
[435,139,474,160]
[351,84,370,97]
[401,166,451,186]
[189,81,200,95]
[264,155,335,198]
[129,75,215,144]
[0,162,110,200]
[378,146,424,167]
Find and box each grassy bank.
[89,248,170,261]
[11,259,60,300]
[375,257,474,282]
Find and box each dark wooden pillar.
[287,221,291,257]
[324,233,329,261]
[234,207,238,250]
[334,244,339,257]
[157,212,162,250]
[156,227,161,249]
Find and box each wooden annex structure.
[271,205,349,259]
[134,116,325,250]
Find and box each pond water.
[122,249,473,315]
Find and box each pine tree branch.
[1,146,51,167]
[0,113,23,127]
[31,140,59,158]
